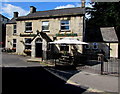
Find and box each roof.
[7,17,16,24]
[0,14,9,20]
[31,31,52,42]
[85,27,119,43]
[100,27,118,42]
[17,7,85,20]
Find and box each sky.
[0,0,92,19]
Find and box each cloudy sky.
[1,0,92,19]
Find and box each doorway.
[35,38,42,57]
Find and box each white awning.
[49,37,88,45]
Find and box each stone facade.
[0,14,9,47]
[6,7,85,59]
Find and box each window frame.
[59,44,69,51]
[42,21,49,32]
[13,24,17,34]
[25,22,32,33]
[84,44,90,49]
[93,43,98,49]
[13,39,16,48]
[24,38,32,49]
[60,20,70,31]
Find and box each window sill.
[13,33,17,35]
[42,30,50,32]
[59,30,71,32]
[24,31,33,33]
[24,49,31,52]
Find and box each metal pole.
[101,54,104,75]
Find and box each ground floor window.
[93,43,98,49]
[60,45,69,51]
[24,38,32,56]
[25,38,31,49]
[12,39,16,52]
[84,44,90,49]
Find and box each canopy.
[49,37,88,45]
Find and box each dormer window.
[25,22,32,33]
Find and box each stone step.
[27,58,42,62]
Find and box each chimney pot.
[30,6,36,13]
[81,0,85,8]
[14,12,19,18]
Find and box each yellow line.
[67,80,105,93]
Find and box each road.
[2,53,42,67]
[2,53,87,94]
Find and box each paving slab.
[67,71,118,93]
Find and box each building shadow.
[44,65,80,80]
[2,66,87,94]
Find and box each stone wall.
[6,15,84,58]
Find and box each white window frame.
[24,38,31,50]
[60,20,70,31]
[25,22,32,33]
[42,21,49,32]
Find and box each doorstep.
[27,57,42,62]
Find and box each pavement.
[39,62,119,94]
[66,71,118,93]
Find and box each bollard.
[98,54,104,75]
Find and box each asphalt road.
[2,53,42,67]
[2,53,87,94]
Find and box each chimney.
[81,0,85,8]
[14,12,19,18]
[30,6,36,13]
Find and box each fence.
[103,58,119,75]
[77,57,119,76]
[46,52,119,76]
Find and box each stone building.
[0,14,9,47]
[84,27,119,59]
[6,6,85,60]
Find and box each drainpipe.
[81,0,86,53]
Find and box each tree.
[86,2,120,28]
[85,2,120,59]
[85,2,120,42]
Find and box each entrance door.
[35,38,42,57]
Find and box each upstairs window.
[60,20,70,31]
[42,21,49,32]
[25,22,32,33]
[25,38,31,49]
[13,24,17,34]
